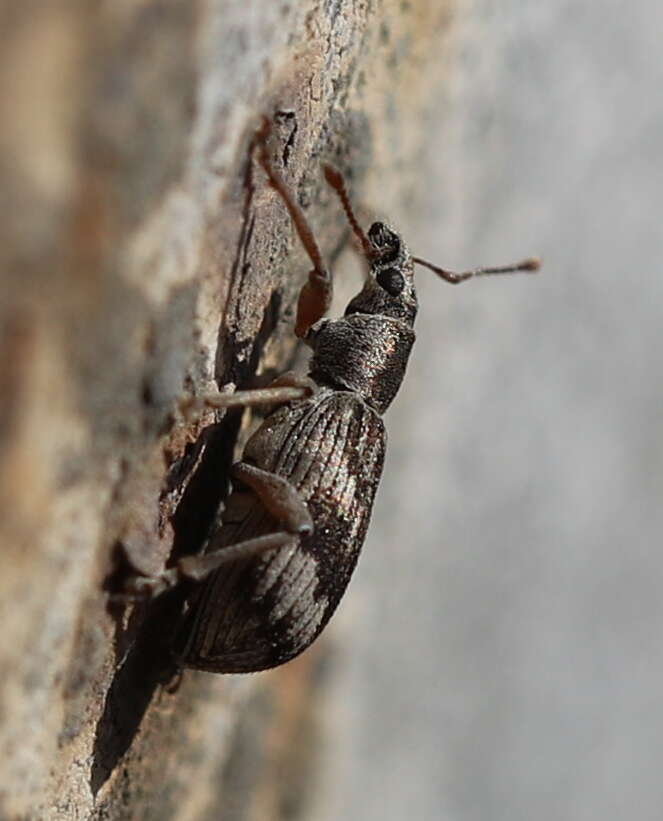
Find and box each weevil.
[130,120,539,673]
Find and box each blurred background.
[326,2,663,820]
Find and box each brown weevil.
[130,119,540,673]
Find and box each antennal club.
[323,164,375,261]
[413,255,541,284]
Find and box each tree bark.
[0,1,453,818]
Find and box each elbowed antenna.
[255,117,326,277]
[322,164,375,261]
[254,116,333,338]
[413,255,541,284]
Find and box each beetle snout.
[368,221,399,249]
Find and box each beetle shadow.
[89,131,298,793]
[90,411,240,796]
[89,290,288,796]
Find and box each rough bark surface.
[0,1,452,818]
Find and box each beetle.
[130,119,539,673]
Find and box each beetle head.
[344,221,418,326]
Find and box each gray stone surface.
[0,3,454,817]
[322,2,663,819]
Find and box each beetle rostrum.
[128,119,540,674]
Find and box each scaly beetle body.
[132,120,539,673]
[178,222,418,672]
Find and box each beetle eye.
[376,267,405,297]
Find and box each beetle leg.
[178,531,299,580]
[122,463,311,596]
[170,464,311,586]
[293,267,333,340]
[255,118,333,338]
[230,462,313,534]
[179,372,316,418]
[124,531,299,597]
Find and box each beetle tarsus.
[179,378,315,419]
